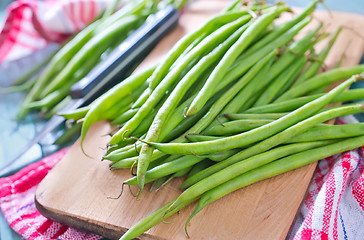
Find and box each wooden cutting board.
[35,1,364,240]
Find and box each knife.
[0,6,179,177]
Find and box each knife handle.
[70,6,179,102]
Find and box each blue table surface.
[0,1,364,239]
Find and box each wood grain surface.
[35,1,364,240]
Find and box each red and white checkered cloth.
[290,116,364,240]
[0,148,102,240]
[0,0,114,62]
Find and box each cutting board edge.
[35,195,124,240]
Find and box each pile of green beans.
[59,1,364,239]
[15,0,180,120]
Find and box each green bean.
[225,113,286,120]
[26,83,73,110]
[103,143,141,162]
[220,56,274,115]
[204,119,273,136]
[187,136,364,229]
[256,56,307,105]
[111,108,139,125]
[148,77,355,155]
[186,6,287,116]
[43,96,72,119]
[246,88,364,114]
[187,159,214,178]
[214,17,310,99]
[170,50,277,145]
[224,0,243,12]
[148,11,252,90]
[188,122,364,144]
[160,167,193,187]
[253,25,323,107]
[0,78,36,93]
[185,134,221,142]
[163,92,222,142]
[41,15,144,98]
[58,106,90,120]
[96,0,147,34]
[206,149,241,162]
[293,27,342,86]
[150,176,169,192]
[180,103,364,189]
[274,56,307,97]
[110,156,138,169]
[242,1,317,57]
[274,65,364,102]
[54,123,82,146]
[286,123,364,143]
[110,15,253,145]
[131,88,150,109]
[80,66,154,147]
[124,155,204,186]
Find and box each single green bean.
[185,134,221,142]
[58,106,90,120]
[225,113,286,120]
[286,123,364,143]
[204,119,273,136]
[103,142,141,162]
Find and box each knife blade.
[0,6,179,177]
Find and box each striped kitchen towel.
[292,116,364,240]
[0,147,103,240]
[0,0,114,62]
